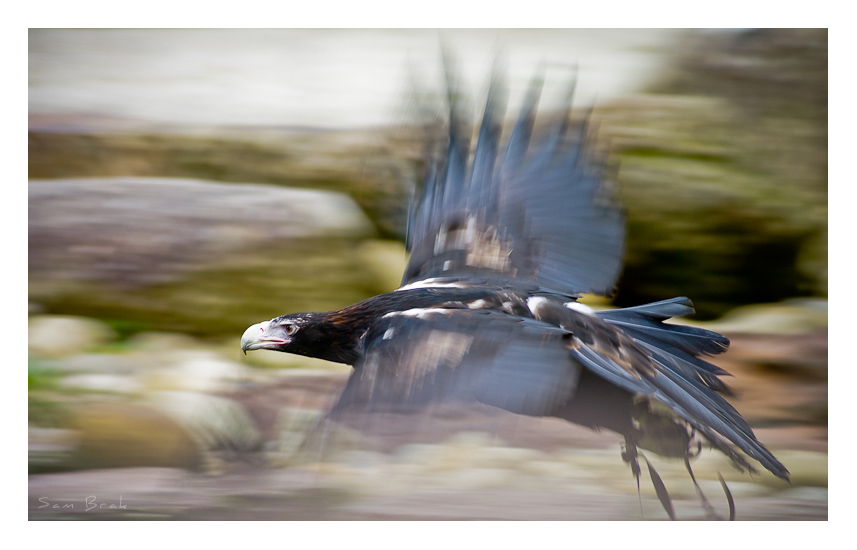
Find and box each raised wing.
[402,76,625,297]
[328,307,581,418]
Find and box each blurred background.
[29,29,827,520]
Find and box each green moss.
[28,360,68,428]
[28,360,62,392]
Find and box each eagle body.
[241,73,788,515]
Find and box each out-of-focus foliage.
[597,29,827,318]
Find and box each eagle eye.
[280,321,299,336]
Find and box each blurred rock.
[143,353,252,393]
[29,177,372,286]
[716,329,827,427]
[28,315,116,358]
[65,403,203,472]
[59,374,143,394]
[37,393,264,474]
[43,353,140,375]
[28,427,78,474]
[27,127,418,240]
[439,467,513,490]
[126,332,205,353]
[29,177,384,336]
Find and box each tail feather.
[598,296,695,320]
[633,336,733,394]
[595,297,790,481]
[599,297,729,357]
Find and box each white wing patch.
[395,278,467,292]
[382,307,456,320]
[564,301,595,315]
[526,296,549,315]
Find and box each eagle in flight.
[241,73,788,518]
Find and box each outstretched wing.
[402,76,625,297]
[329,308,581,418]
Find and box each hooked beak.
[241,320,289,354]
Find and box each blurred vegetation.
[598,28,827,318]
[28,360,68,428]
